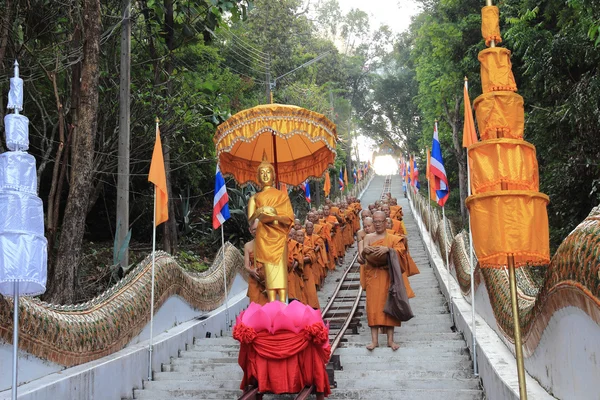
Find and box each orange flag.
[323,172,331,197]
[343,166,348,189]
[463,79,478,147]
[426,148,437,202]
[148,122,169,226]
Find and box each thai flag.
[301,180,311,203]
[339,168,345,191]
[212,164,230,229]
[353,168,357,184]
[430,122,449,206]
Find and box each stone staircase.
[126,175,484,400]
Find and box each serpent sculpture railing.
[0,242,244,367]
[411,191,600,357]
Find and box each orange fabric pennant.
[426,148,437,202]
[323,172,331,197]
[463,81,479,148]
[148,124,169,226]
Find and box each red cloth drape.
[234,322,331,396]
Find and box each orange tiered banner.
[481,5,502,47]
[468,139,539,194]
[474,92,524,140]
[466,5,550,269]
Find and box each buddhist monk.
[389,198,407,235]
[243,219,268,305]
[357,217,375,293]
[310,212,335,271]
[295,229,320,309]
[362,211,415,351]
[305,221,327,287]
[382,204,404,236]
[247,157,294,302]
[287,229,306,303]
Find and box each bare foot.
[366,343,378,351]
[387,341,400,351]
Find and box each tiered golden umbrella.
[214,104,337,187]
[465,2,550,398]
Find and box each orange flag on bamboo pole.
[323,172,331,197]
[343,166,349,189]
[426,148,437,202]
[148,121,169,226]
[463,78,478,147]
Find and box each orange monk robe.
[350,203,361,233]
[287,239,306,303]
[390,205,407,235]
[343,211,354,246]
[384,232,420,276]
[247,247,268,306]
[305,233,327,284]
[364,234,415,327]
[314,222,335,271]
[300,244,321,309]
[325,215,344,258]
[391,218,407,236]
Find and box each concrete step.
[133,388,242,399]
[335,377,481,391]
[327,389,484,400]
[334,346,469,358]
[338,358,474,372]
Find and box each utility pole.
[266,55,272,104]
[117,0,131,268]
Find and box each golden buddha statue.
[247,156,294,302]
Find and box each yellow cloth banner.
[148,125,169,226]
[481,6,502,47]
[466,191,550,268]
[426,148,437,202]
[323,172,331,197]
[469,139,539,194]
[474,91,524,141]
[479,48,518,93]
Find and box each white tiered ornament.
[0,60,48,400]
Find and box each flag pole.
[465,77,479,376]
[11,282,19,400]
[148,185,156,381]
[221,225,230,330]
[442,205,454,326]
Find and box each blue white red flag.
[301,180,311,203]
[430,122,449,206]
[212,164,230,229]
[339,168,345,191]
[353,167,357,184]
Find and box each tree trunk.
[444,96,468,226]
[161,0,178,254]
[45,0,101,304]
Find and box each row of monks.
[244,197,365,309]
[357,195,419,350]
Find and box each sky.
[337,0,422,34]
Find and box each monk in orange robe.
[243,219,268,305]
[314,213,336,270]
[305,221,327,287]
[295,229,320,309]
[357,217,375,290]
[362,211,415,351]
[287,229,306,303]
[389,198,407,235]
[324,205,344,263]
[310,212,334,271]
[382,204,405,235]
